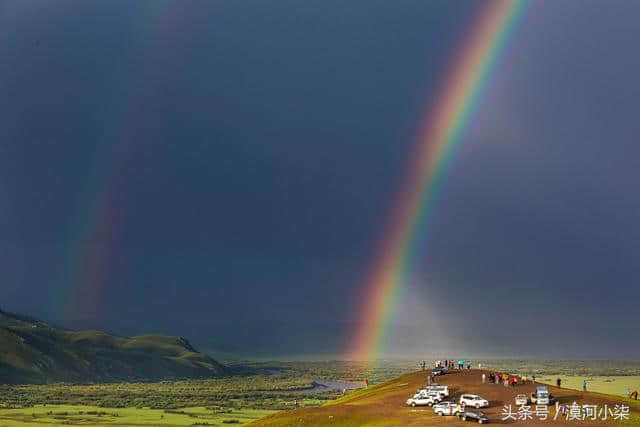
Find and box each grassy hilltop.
[0,309,225,384]
[0,358,639,426]
[251,369,640,426]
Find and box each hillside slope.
[251,369,640,426]
[0,309,226,384]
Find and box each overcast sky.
[2,0,639,359]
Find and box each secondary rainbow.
[59,1,185,321]
[349,0,529,361]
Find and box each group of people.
[433,359,454,369]
[484,372,532,387]
[431,359,471,370]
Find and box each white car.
[418,390,443,402]
[417,389,445,400]
[406,394,439,407]
[515,394,528,406]
[459,394,489,409]
[433,401,462,416]
[419,385,449,398]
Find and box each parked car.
[418,385,449,398]
[515,394,528,406]
[432,366,448,376]
[459,410,490,424]
[433,401,462,416]
[531,386,550,405]
[417,390,443,401]
[406,393,440,407]
[459,394,489,409]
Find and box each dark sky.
[2,0,639,359]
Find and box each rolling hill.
[251,369,640,426]
[0,309,226,384]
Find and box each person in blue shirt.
[582,380,587,392]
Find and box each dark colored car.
[432,366,448,376]
[459,410,490,424]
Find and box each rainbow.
[60,1,184,322]
[349,0,529,361]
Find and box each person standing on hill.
[582,380,587,392]
[532,375,536,384]
[482,373,486,384]
[557,378,562,388]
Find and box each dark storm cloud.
[1,0,638,358]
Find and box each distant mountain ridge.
[0,309,226,384]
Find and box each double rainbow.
[61,0,182,321]
[349,0,529,361]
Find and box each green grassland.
[0,361,396,426]
[1,360,639,426]
[477,359,640,377]
[536,375,640,397]
[228,360,412,384]
[477,359,640,397]
[0,404,273,426]
[0,375,334,410]
[0,373,327,426]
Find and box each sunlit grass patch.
[0,404,275,426]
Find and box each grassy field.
[536,375,640,397]
[1,360,638,426]
[476,360,640,397]
[0,404,274,426]
[252,369,640,426]
[0,369,343,426]
[0,375,334,410]
[0,361,406,426]
[226,360,413,385]
[477,359,640,377]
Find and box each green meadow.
[0,373,332,426]
[1,360,639,426]
[476,359,640,397]
[536,375,640,397]
[0,405,274,426]
[0,375,334,410]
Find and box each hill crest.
[0,309,226,384]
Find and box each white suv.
[433,401,462,416]
[418,390,443,401]
[459,394,489,409]
[406,394,440,407]
[419,385,449,398]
